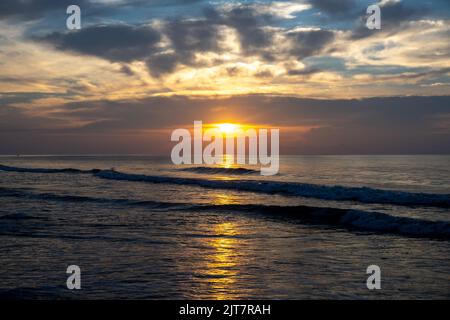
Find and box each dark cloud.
[0,0,90,21]
[288,30,335,59]
[165,18,222,56]
[254,69,274,78]
[35,5,279,76]
[308,0,356,14]
[146,53,178,77]
[201,6,277,60]
[145,17,223,75]
[374,68,450,82]
[37,16,224,76]
[116,5,275,75]
[0,104,68,132]
[220,6,274,56]
[350,0,430,39]
[381,0,429,23]
[0,92,65,105]
[28,1,440,79]
[1,95,449,154]
[119,65,135,77]
[38,25,161,62]
[226,66,242,77]
[306,0,363,23]
[287,68,322,76]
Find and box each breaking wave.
[179,166,259,175]
[1,164,450,208]
[94,170,450,208]
[200,204,450,240]
[0,164,97,174]
[1,186,449,240]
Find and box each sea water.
[0,155,449,299]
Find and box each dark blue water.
[0,155,449,299]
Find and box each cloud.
[1,95,449,154]
[145,53,178,76]
[208,6,275,58]
[380,0,429,23]
[0,0,90,21]
[165,18,222,55]
[2,0,449,98]
[254,69,274,78]
[287,67,322,76]
[119,64,135,76]
[37,25,161,62]
[145,17,223,75]
[35,5,278,75]
[307,0,356,14]
[288,29,335,58]
[350,0,431,39]
[357,68,450,83]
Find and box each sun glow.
[218,123,239,134]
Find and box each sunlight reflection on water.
[205,222,240,300]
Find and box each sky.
[0,0,449,155]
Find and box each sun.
[218,123,238,134]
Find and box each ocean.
[0,155,449,299]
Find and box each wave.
[2,164,450,208]
[94,170,450,208]
[1,187,449,240]
[0,164,97,174]
[198,204,450,240]
[0,187,186,210]
[179,166,259,175]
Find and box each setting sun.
[218,123,239,134]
